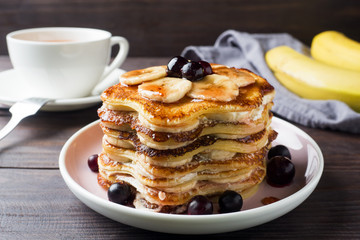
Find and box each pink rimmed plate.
[59,117,323,234]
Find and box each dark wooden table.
[0,56,359,239]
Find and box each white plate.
[59,117,324,234]
[0,68,125,111]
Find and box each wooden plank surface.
[0,0,359,57]
[0,56,360,239]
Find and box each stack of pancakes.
[97,64,277,213]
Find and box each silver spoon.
[0,97,52,141]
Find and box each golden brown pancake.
[101,67,274,128]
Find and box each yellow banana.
[311,31,360,71]
[265,46,360,112]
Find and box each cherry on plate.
[87,154,99,172]
[267,156,295,186]
[218,190,243,213]
[108,182,132,205]
[268,145,291,160]
[187,195,213,215]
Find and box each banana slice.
[214,67,255,87]
[138,77,192,103]
[187,74,239,101]
[120,66,167,85]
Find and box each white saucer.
[0,68,125,111]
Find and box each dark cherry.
[198,60,213,75]
[87,154,99,172]
[181,61,205,81]
[268,145,291,160]
[267,156,295,186]
[218,190,243,213]
[108,182,132,205]
[166,56,188,78]
[187,195,213,215]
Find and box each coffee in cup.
[6,27,129,99]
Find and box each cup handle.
[92,36,129,95]
[102,36,129,79]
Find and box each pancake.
[101,67,274,128]
[97,62,276,213]
[98,103,273,149]
[98,151,266,209]
[101,126,277,166]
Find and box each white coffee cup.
[6,27,129,99]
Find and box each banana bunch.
[311,31,360,71]
[265,31,360,112]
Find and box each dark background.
[0,0,359,57]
